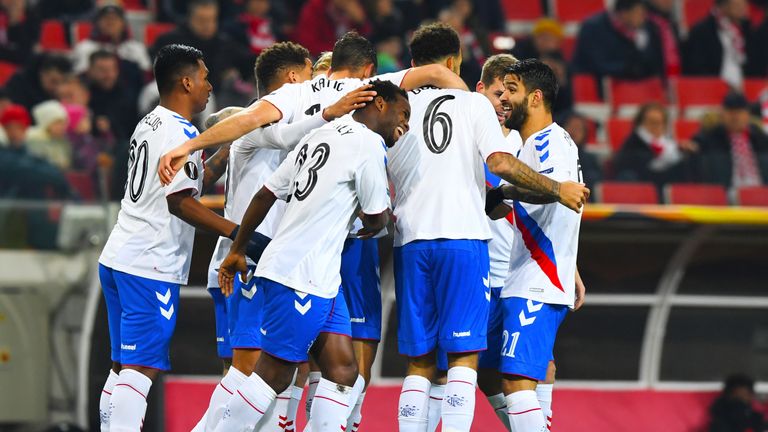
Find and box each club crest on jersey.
[184,161,199,180]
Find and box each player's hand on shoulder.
[322,84,377,121]
[158,144,191,186]
[218,252,248,297]
[205,106,244,129]
[558,181,590,213]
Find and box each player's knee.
[123,365,159,381]
[502,374,537,394]
[324,360,359,387]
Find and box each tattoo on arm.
[501,184,558,204]
[203,144,231,193]
[494,154,560,200]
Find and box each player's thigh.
[227,268,264,350]
[393,243,438,356]
[312,331,358,386]
[432,239,490,354]
[341,238,383,342]
[207,286,233,359]
[99,264,122,362]
[478,287,505,370]
[259,278,334,363]
[113,270,179,370]
[499,296,568,382]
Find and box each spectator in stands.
[292,0,371,55]
[0,0,40,65]
[58,75,90,107]
[693,93,768,188]
[682,0,759,89]
[151,0,254,91]
[26,99,71,170]
[223,0,276,55]
[614,102,696,187]
[709,374,765,432]
[0,103,70,199]
[83,50,138,142]
[438,0,491,86]
[751,15,768,77]
[559,110,603,191]
[6,53,71,111]
[64,103,113,179]
[646,0,682,77]
[71,5,151,74]
[512,18,565,61]
[572,0,665,82]
[541,52,574,117]
[36,0,94,21]
[158,0,239,26]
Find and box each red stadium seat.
[144,23,175,46]
[674,119,701,141]
[501,0,544,20]
[39,20,70,51]
[552,0,605,23]
[606,118,634,151]
[672,77,730,116]
[683,0,714,28]
[0,61,18,87]
[73,21,92,43]
[608,78,667,112]
[573,74,602,103]
[749,2,765,27]
[743,78,767,102]
[65,171,96,201]
[736,186,768,207]
[665,183,728,206]
[561,36,576,61]
[597,182,659,204]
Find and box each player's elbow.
[486,152,508,176]
[166,190,193,217]
[362,211,388,231]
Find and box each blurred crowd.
[0,0,766,204]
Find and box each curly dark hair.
[254,42,310,91]
[409,22,461,66]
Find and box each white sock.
[536,384,553,431]
[506,390,546,432]
[198,366,248,432]
[309,377,353,431]
[344,375,365,420]
[488,393,511,431]
[214,373,276,432]
[257,386,292,431]
[286,385,304,432]
[398,375,431,432]
[427,384,444,432]
[346,391,366,432]
[109,369,152,432]
[99,370,119,431]
[441,366,477,431]
[304,371,322,428]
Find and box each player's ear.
[287,69,298,83]
[475,81,484,93]
[364,63,374,79]
[375,95,385,112]
[182,76,193,93]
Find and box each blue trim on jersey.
[539,150,550,163]
[172,114,198,138]
[512,201,558,267]
[484,164,502,188]
[535,140,549,152]
[534,129,551,141]
[183,128,197,138]
[172,114,194,127]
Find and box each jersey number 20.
[423,95,455,154]
[127,139,148,202]
[293,142,330,201]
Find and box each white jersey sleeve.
[355,142,390,215]
[472,93,514,161]
[165,126,203,197]
[240,113,327,152]
[261,81,304,123]
[367,69,410,87]
[264,147,299,201]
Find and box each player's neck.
[160,96,195,122]
[329,68,364,80]
[520,113,553,142]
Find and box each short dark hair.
[504,59,559,111]
[331,32,377,72]
[409,23,461,66]
[189,0,217,14]
[633,101,667,128]
[255,42,310,90]
[614,0,644,12]
[88,49,118,66]
[723,374,754,396]
[367,79,408,104]
[154,44,204,95]
[39,53,72,74]
[480,54,518,87]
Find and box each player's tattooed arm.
[486,153,589,212]
[202,144,230,193]
[501,184,559,204]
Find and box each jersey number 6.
[423,95,455,154]
[293,142,331,201]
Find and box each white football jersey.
[486,130,523,288]
[387,87,512,247]
[100,106,203,284]
[502,122,582,307]
[255,116,390,298]
[206,114,328,288]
